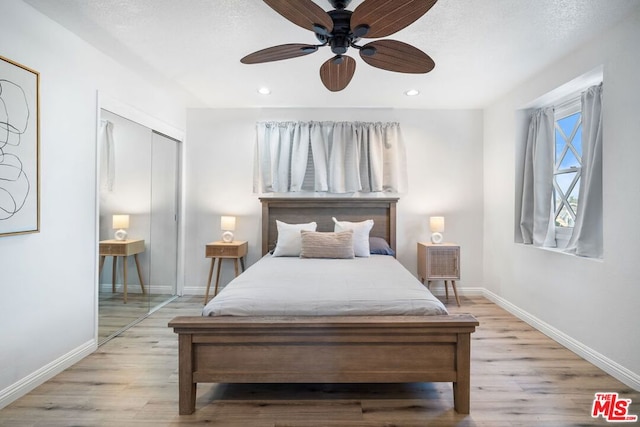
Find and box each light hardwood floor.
[98,291,176,343]
[1,295,638,426]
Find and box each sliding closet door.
[148,131,179,304]
[98,110,152,342]
[98,109,180,344]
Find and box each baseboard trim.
[481,288,640,391]
[0,340,96,409]
[99,283,174,294]
[182,285,206,295]
[428,285,485,297]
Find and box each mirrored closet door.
[98,109,179,344]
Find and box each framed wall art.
[0,55,40,236]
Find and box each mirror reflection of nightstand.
[99,239,146,303]
[417,242,460,306]
[204,240,248,304]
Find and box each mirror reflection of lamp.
[429,216,445,244]
[220,216,236,243]
[112,214,130,241]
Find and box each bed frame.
[169,197,479,415]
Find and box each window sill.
[518,243,604,262]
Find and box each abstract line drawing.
[0,55,39,236]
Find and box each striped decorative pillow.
[300,230,354,259]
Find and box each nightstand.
[204,240,248,304]
[417,242,461,306]
[99,239,146,303]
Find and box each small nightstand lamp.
[112,214,130,241]
[430,216,445,244]
[221,216,236,243]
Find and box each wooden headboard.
[260,197,398,256]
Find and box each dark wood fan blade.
[263,0,333,33]
[320,55,356,91]
[360,40,435,73]
[241,44,318,64]
[352,0,438,38]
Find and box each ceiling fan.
[241,0,438,92]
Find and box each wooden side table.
[204,240,248,304]
[99,239,146,304]
[417,242,461,306]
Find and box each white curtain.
[520,108,556,247]
[565,84,603,258]
[254,121,406,194]
[253,122,310,193]
[99,119,115,192]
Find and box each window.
[517,72,602,258]
[553,98,582,231]
[254,121,407,194]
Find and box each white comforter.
[202,254,448,316]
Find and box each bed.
[169,197,479,415]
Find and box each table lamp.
[113,214,130,241]
[429,216,445,244]
[221,216,236,243]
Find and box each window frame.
[552,96,582,246]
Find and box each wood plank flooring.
[1,295,638,426]
[98,291,175,344]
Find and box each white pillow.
[332,217,374,257]
[272,220,317,257]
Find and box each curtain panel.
[99,119,115,192]
[254,121,407,194]
[565,84,603,258]
[519,108,556,247]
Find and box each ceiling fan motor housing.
[327,10,354,54]
[328,0,352,9]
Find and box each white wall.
[0,1,188,406]
[483,9,640,387]
[184,108,484,293]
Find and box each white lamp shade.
[429,216,445,233]
[112,214,130,229]
[220,216,236,231]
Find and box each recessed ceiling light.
[404,89,420,96]
[258,87,271,95]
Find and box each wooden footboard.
[169,314,479,415]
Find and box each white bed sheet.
[202,254,448,316]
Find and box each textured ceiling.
[24,0,640,109]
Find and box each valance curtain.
[254,121,407,194]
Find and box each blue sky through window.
[555,113,582,170]
[554,111,582,227]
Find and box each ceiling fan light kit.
[241,0,438,92]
